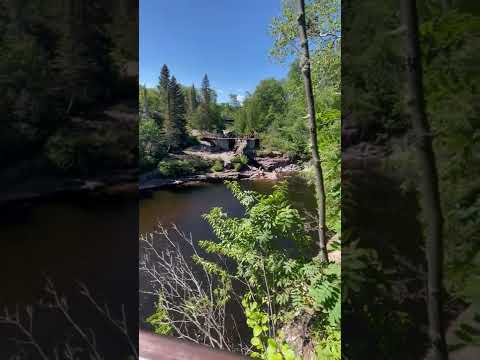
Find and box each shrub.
[46,123,136,175]
[142,182,341,358]
[211,159,224,172]
[199,182,340,358]
[157,157,211,178]
[231,154,248,172]
[139,118,167,171]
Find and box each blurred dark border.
[0,1,139,358]
[342,0,479,359]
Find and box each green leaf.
[283,349,296,360]
[269,353,283,360]
[267,338,278,349]
[251,336,262,348]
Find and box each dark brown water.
[0,195,139,358]
[139,177,316,330]
[0,176,315,357]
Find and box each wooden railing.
[139,331,247,360]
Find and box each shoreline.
[139,166,301,193]
[139,151,303,193]
[0,142,390,207]
[0,171,138,209]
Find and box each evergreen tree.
[158,64,170,110]
[201,74,211,105]
[188,84,198,114]
[159,64,170,94]
[51,9,96,115]
[164,76,187,149]
[157,64,171,127]
[229,94,241,108]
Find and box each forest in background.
[0,0,138,182]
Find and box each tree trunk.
[296,0,328,262]
[400,1,448,359]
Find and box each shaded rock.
[342,142,387,171]
[256,156,292,171]
[275,163,302,173]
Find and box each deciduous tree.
[296,0,328,261]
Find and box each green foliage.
[198,182,340,357]
[45,120,136,175]
[231,154,249,172]
[243,296,301,360]
[157,157,211,178]
[306,260,341,327]
[189,103,224,132]
[139,118,167,171]
[270,0,340,61]
[185,73,226,131]
[139,68,229,170]
[192,255,233,306]
[233,79,287,135]
[314,325,341,360]
[146,296,173,336]
[201,74,212,105]
[164,75,188,150]
[211,159,224,172]
[139,85,162,119]
[420,11,480,305]
[187,84,199,114]
[303,107,341,232]
[228,0,341,165]
[0,1,136,170]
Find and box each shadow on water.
[343,169,431,358]
[0,195,138,358]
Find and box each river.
[0,194,139,358]
[0,175,315,356]
[139,176,316,330]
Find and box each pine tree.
[229,94,241,108]
[188,84,198,114]
[201,74,211,105]
[159,64,170,95]
[52,1,96,115]
[158,64,171,126]
[164,76,187,149]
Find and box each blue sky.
[140,0,290,103]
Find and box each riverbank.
[140,150,302,193]
[0,170,138,209]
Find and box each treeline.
[0,0,138,177]
[139,65,227,170]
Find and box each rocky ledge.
[140,161,302,193]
